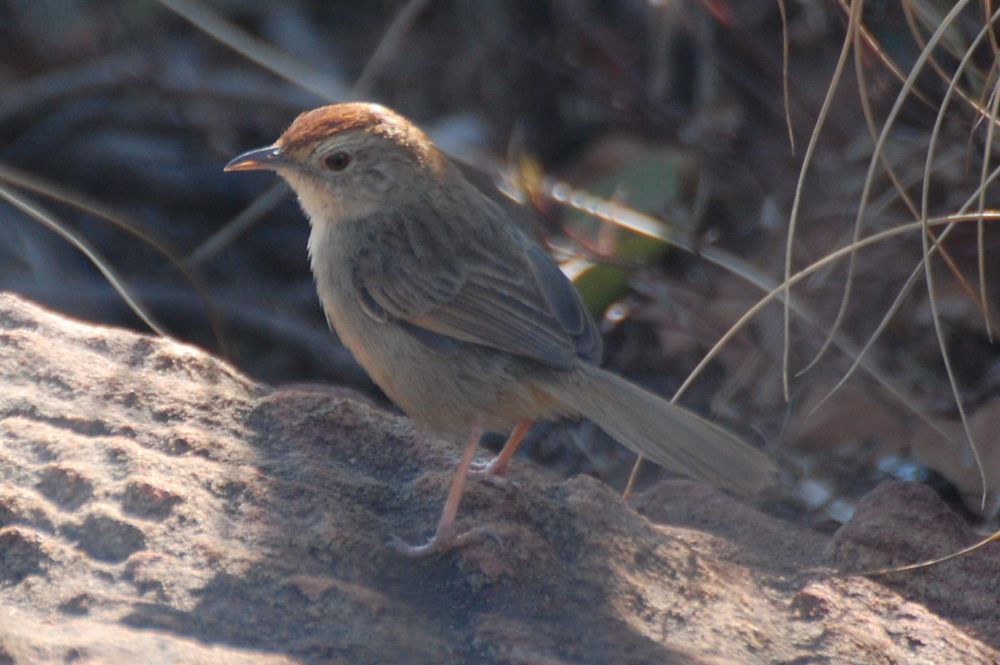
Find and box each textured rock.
[0,292,998,664]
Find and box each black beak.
[224,145,287,172]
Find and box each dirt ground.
[2,2,1000,662]
[2,293,999,664]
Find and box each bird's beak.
[224,145,287,172]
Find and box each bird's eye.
[323,151,352,171]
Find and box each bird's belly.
[340,311,566,436]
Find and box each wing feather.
[349,189,601,369]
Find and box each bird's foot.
[389,523,499,557]
[469,456,515,488]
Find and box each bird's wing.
[349,193,601,369]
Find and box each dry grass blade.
[902,0,1000,127]
[154,0,349,102]
[793,1,925,382]
[811,1,979,389]
[777,0,795,154]
[352,0,432,97]
[0,53,146,123]
[917,9,1000,509]
[806,229,949,423]
[797,0,974,394]
[857,528,1000,576]
[782,0,863,403]
[836,0,936,110]
[979,157,1000,337]
[187,182,289,269]
[542,178,969,453]
[545,180,689,247]
[783,0,977,481]
[0,164,232,357]
[802,154,1000,421]
[677,213,1000,452]
[977,51,1000,341]
[806,10,1000,418]
[0,183,169,338]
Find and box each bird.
[225,102,776,555]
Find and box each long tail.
[540,364,777,495]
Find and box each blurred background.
[2,0,999,530]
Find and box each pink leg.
[479,419,533,477]
[392,422,490,556]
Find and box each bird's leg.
[473,419,533,477]
[391,421,491,556]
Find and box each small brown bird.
[225,103,776,555]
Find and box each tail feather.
[541,364,776,495]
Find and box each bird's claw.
[388,524,500,557]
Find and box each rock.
[828,480,1000,637]
[0,292,997,664]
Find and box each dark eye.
[323,151,351,171]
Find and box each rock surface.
[1,292,998,665]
